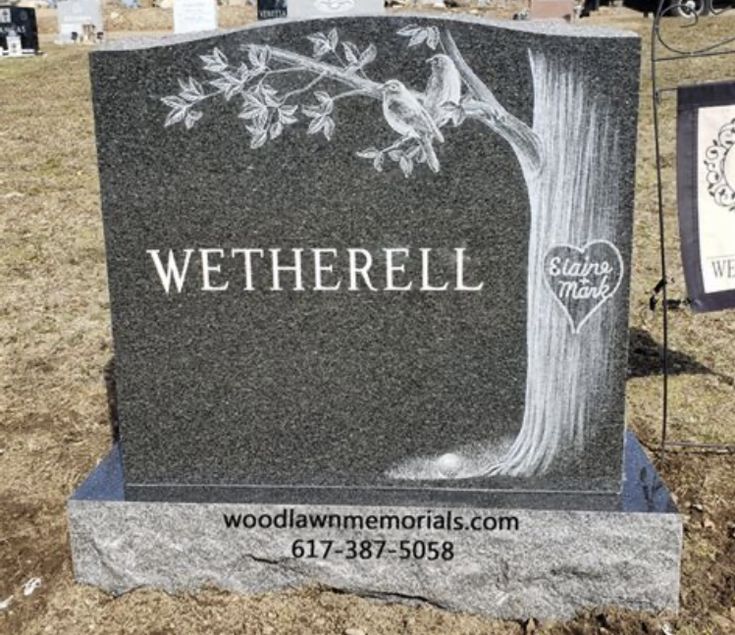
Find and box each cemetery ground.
[1,6,734,635]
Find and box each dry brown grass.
[1,6,734,635]
[33,5,258,34]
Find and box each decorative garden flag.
[677,80,735,312]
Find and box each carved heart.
[543,240,624,334]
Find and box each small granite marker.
[69,14,682,619]
[257,0,287,20]
[0,5,39,55]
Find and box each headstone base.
[68,431,681,620]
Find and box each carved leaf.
[313,91,334,114]
[307,115,326,135]
[214,48,228,65]
[440,101,465,126]
[399,155,413,177]
[238,106,263,121]
[161,96,187,109]
[248,45,270,71]
[242,90,263,108]
[178,77,204,102]
[388,150,403,162]
[269,120,283,139]
[407,143,425,163]
[357,147,385,172]
[359,43,377,67]
[343,41,359,65]
[356,147,380,159]
[306,32,331,58]
[397,25,436,50]
[210,75,243,101]
[261,87,280,108]
[408,30,428,48]
[278,104,298,125]
[321,116,335,140]
[209,78,230,92]
[426,27,440,50]
[327,28,338,50]
[302,106,323,119]
[184,110,203,129]
[249,128,268,149]
[200,47,228,72]
[256,110,269,129]
[396,25,420,36]
[164,106,187,128]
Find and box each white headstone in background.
[173,0,218,34]
[56,0,103,44]
[7,30,21,56]
[286,0,384,19]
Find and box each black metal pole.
[651,0,670,462]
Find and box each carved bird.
[424,54,462,126]
[381,79,444,173]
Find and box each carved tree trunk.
[487,52,623,476]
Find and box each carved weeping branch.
[247,35,544,174]
[441,30,543,174]
[241,44,384,99]
[163,27,545,177]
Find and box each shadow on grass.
[627,327,734,385]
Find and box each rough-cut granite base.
[68,431,681,620]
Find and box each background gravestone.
[91,15,637,507]
[287,0,385,19]
[56,0,103,43]
[173,0,218,34]
[257,0,287,20]
[0,6,39,54]
[530,0,575,20]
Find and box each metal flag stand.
[650,0,735,458]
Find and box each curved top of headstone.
[98,13,638,52]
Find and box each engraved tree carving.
[162,25,625,480]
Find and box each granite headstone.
[69,16,682,618]
[0,6,39,54]
[90,15,638,507]
[257,0,286,20]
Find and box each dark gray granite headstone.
[90,15,640,506]
[0,5,38,53]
